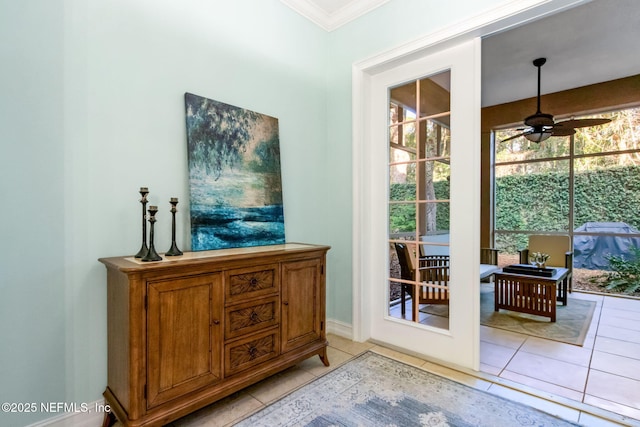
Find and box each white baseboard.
[326,318,353,339]
[26,400,107,427]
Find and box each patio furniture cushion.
[522,234,571,268]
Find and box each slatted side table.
[493,267,570,322]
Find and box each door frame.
[351,0,590,369]
[370,38,482,368]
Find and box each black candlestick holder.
[165,197,183,256]
[141,205,162,262]
[134,187,149,258]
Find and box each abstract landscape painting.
[184,93,285,251]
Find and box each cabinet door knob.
[283,301,288,306]
[213,319,220,325]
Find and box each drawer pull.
[249,278,258,286]
[248,346,257,359]
[250,311,259,322]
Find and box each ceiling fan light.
[524,129,552,142]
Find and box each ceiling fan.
[501,57,611,143]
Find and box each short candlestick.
[165,198,183,256]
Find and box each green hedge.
[496,166,640,252]
[496,170,570,233]
[496,166,640,231]
[389,166,640,248]
[389,181,450,233]
[574,167,640,226]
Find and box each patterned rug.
[420,287,596,346]
[236,351,580,426]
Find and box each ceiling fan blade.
[550,126,576,137]
[500,132,527,142]
[554,118,612,129]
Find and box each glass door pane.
[388,71,451,329]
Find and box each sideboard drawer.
[225,264,279,303]
[225,328,280,376]
[225,296,279,339]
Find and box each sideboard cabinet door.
[146,273,223,409]
[281,258,324,353]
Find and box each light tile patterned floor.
[477,292,640,425]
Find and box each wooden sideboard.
[99,243,330,427]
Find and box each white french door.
[355,38,482,369]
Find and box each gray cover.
[573,222,640,270]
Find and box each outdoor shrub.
[593,246,640,295]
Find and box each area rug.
[420,288,596,346]
[235,351,580,426]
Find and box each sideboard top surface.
[98,242,330,272]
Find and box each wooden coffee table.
[493,267,570,322]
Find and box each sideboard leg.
[319,347,330,367]
[102,410,117,427]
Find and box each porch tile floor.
[483,292,640,423]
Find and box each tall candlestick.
[134,187,149,258]
[166,198,183,256]
[141,206,162,262]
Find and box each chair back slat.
[394,242,415,281]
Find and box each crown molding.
[281,0,390,31]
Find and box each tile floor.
[479,291,640,424]
[116,292,640,427]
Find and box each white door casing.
[351,0,592,371]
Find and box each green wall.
[1,1,327,425]
[0,2,66,426]
[0,0,506,424]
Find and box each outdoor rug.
[420,287,596,346]
[235,351,580,426]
